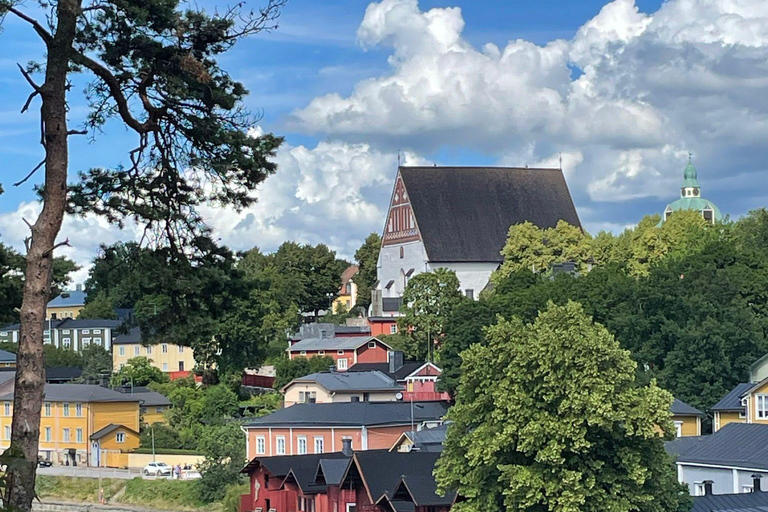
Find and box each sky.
[2,0,768,284]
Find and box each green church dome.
[660,156,722,225]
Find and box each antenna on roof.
[397,150,401,167]
[559,153,563,170]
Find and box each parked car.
[143,462,172,476]
[37,458,52,468]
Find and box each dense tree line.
[438,210,768,419]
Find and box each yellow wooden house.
[46,288,87,320]
[332,265,358,314]
[0,384,141,467]
[712,353,768,432]
[113,328,196,375]
[670,398,704,437]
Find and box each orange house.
[242,401,447,459]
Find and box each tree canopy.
[436,301,689,512]
[111,357,169,387]
[353,233,381,311]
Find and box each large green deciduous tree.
[436,301,689,512]
[353,232,381,310]
[111,357,169,387]
[398,268,466,360]
[0,0,285,506]
[273,356,336,390]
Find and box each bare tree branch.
[67,129,88,135]
[6,7,53,45]
[13,160,46,187]
[42,239,71,258]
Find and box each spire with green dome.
[660,154,722,225]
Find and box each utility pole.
[151,425,156,462]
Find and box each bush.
[221,483,249,512]
[140,423,184,450]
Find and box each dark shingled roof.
[692,491,768,512]
[711,383,752,412]
[348,362,424,381]
[678,423,768,470]
[244,401,448,428]
[45,366,83,382]
[0,349,16,363]
[671,398,705,417]
[399,166,581,263]
[90,423,138,440]
[241,451,348,476]
[56,318,123,329]
[0,384,142,403]
[665,436,706,458]
[112,327,142,345]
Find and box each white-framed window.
[93,329,101,334]
[62,330,70,334]
[76,403,82,417]
[757,395,768,419]
[337,350,344,355]
[314,437,324,454]
[318,350,325,355]
[390,325,397,334]
[44,403,51,417]
[178,346,183,353]
[740,410,747,419]
[674,421,683,438]
[276,436,286,455]
[298,391,316,404]
[4,402,10,416]
[82,330,90,334]
[93,337,102,343]
[63,428,70,442]
[368,342,376,349]
[82,337,91,346]
[297,436,307,454]
[337,358,348,370]
[0,332,7,337]
[4,426,10,440]
[44,427,51,442]
[119,346,125,356]
[300,351,307,356]
[63,403,69,417]
[63,338,71,348]
[76,428,83,443]
[299,497,315,512]
[694,483,705,496]
[346,503,356,512]
[134,346,140,356]
[116,432,125,443]
[146,346,152,355]
[256,436,266,454]
[162,344,168,353]
[162,363,168,371]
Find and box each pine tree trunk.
[4,1,78,510]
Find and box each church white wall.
[376,240,428,298]
[427,262,499,299]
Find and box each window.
[62,330,70,334]
[299,497,315,512]
[63,428,70,442]
[93,329,101,334]
[337,350,344,355]
[757,395,768,419]
[694,483,705,497]
[178,361,184,372]
[44,403,51,417]
[740,410,747,419]
[76,428,83,443]
[0,332,7,337]
[346,504,356,512]
[298,391,316,404]
[44,427,51,442]
[162,344,168,353]
[178,346,183,353]
[93,337,102,344]
[146,346,152,355]
[318,350,325,355]
[351,396,360,402]
[82,337,91,344]
[156,406,164,413]
[82,330,90,334]
[314,437,324,454]
[465,289,474,300]
[63,403,69,417]
[256,436,266,454]
[337,358,348,370]
[4,402,9,416]
[276,436,286,455]
[674,421,682,438]
[119,347,125,356]
[390,325,397,334]
[300,351,307,356]
[75,403,82,417]
[134,346,140,356]
[116,432,125,443]
[4,426,10,440]
[399,247,404,259]
[368,342,376,349]
[63,338,71,348]
[140,407,148,414]
[162,363,168,371]
[297,436,307,454]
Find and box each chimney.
[341,438,353,457]
[703,481,713,496]
[389,351,404,373]
[753,474,762,492]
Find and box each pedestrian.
[175,464,182,480]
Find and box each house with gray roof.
[671,398,706,437]
[677,423,768,496]
[0,318,123,352]
[282,370,404,407]
[691,489,768,512]
[287,335,393,371]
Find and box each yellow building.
[0,384,141,467]
[670,398,704,437]
[113,328,196,374]
[46,288,87,320]
[712,354,768,432]
[332,265,358,314]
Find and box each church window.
[400,247,404,259]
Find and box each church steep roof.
[399,166,581,263]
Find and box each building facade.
[46,288,87,320]
[0,318,122,352]
[671,398,705,437]
[282,370,403,407]
[712,354,768,432]
[112,327,196,374]
[373,166,581,316]
[287,336,391,371]
[332,265,359,314]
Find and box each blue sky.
[2,0,767,282]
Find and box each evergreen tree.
[353,233,381,310]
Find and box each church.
[660,157,722,224]
[370,166,581,316]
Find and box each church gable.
[382,173,420,246]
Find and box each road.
[38,465,146,480]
